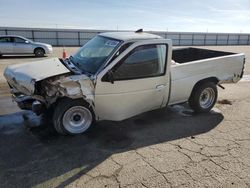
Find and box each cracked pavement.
[0,47,250,187]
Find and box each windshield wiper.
[69,55,93,76]
[81,69,93,76]
[69,55,77,65]
[68,56,82,70]
[61,56,81,74]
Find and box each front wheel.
[53,99,94,135]
[189,82,218,113]
[34,48,45,57]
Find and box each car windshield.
[71,36,121,74]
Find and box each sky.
[0,0,250,33]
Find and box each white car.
[0,35,53,57]
[4,31,245,135]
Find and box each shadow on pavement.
[0,106,223,187]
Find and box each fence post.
[56,30,59,46]
[215,34,218,45]
[247,35,250,45]
[192,33,194,45]
[32,30,35,41]
[204,34,206,46]
[178,33,181,46]
[78,31,81,46]
[165,32,167,39]
[237,34,240,45]
[5,29,8,35]
[227,34,229,45]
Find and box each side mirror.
[25,40,29,44]
[107,70,114,84]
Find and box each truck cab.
[94,32,172,121]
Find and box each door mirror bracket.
[107,70,114,84]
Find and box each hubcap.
[199,88,215,109]
[62,106,92,134]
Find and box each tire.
[53,98,94,135]
[189,82,218,113]
[34,48,45,57]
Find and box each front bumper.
[45,47,53,54]
[12,93,46,115]
[12,94,34,110]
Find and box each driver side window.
[113,44,167,80]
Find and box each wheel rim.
[199,88,215,109]
[62,106,92,134]
[36,49,43,56]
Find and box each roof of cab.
[99,32,162,41]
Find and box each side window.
[113,44,167,80]
[0,37,11,43]
[14,37,25,43]
[110,42,134,62]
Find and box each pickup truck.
[4,31,245,135]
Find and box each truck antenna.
[135,29,143,33]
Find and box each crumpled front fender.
[44,74,95,106]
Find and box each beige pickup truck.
[4,31,245,135]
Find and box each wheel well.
[54,97,92,109]
[53,97,96,119]
[189,77,219,100]
[34,47,45,54]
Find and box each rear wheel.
[53,99,94,135]
[189,82,218,113]
[34,48,45,57]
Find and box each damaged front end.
[4,58,95,115]
[40,74,95,107]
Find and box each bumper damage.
[12,93,46,115]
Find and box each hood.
[33,42,50,45]
[4,58,70,95]
[33,42,52,48]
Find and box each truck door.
[0,37,14,54]
[95,39,172,121]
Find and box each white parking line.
[240,75,250,82]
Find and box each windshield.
[71,36,121,74]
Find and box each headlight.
[46,45,52,50]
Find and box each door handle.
[155,84,165,91]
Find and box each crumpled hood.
[4,58,70,95]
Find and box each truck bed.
[169,47,245,105]
[172,47,235,64]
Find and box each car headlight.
[46,45,52,50]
